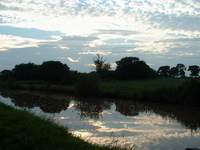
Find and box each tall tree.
[40,61,70,83]
[188,65,200,77]
[116,57,156,79]
[93,54,111,72]
[157,66,170,77]
[12,63,39,80]
[176,64,186,78]
[170,67,179,78]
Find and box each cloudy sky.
[0,0,200,72]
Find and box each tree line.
[0,61,70,83]
[94,55,200,79]
[0,55,200,83]
[157,64,200,78]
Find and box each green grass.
[100,79,184,98]
[0,103,121,150]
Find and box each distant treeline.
[0,55,200,105]
[0,55,200,83]
[0,61,71,83]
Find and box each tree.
[170,67,178,78]
[12,63,39,80]
[40,61,70,83]
[169,64,186,78]
[176,64,186,78]
[188,65,200,77]
[116,57,139,68]
[116,57,156,79]
[157,66,170,77]
[132,57,140,62]
[0,70,14,80]
[93,54,111,72]
[102,63,111,71]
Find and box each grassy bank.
[0,103,121,150]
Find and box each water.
[0,90,200,150]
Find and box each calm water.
[0,91,200,150]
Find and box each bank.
[0,103,121,150]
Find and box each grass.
[0,103,122,150]
[100,79,185,98]
[100,79,200,106]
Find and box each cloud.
[0,0,200,72]
[79,50,112,56]
[110,63,117,70]
[87,63,96,68]
[67,57,80,63]
[88,39,106,48]
[58,45,69,50]
[1,0,199,35]
[0,34,42,51]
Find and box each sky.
[0,0,200,72]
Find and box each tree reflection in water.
[115,100,200,131]
[143,103,200,131]
[74,99,112,120]
[1,91,200,131]
[115,101,139,116]
[1,91,70,113]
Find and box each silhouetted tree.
[131,57,140,62]
[169,64,186,78]
[12,63,39,80]
[170,67,179,78]
[0,70,14,80]
[157,66,170,77]
[102,63,111,71]
[94,54,111,72]
[40,61,70,83]
[8,61,71,83]
[116,57,156,79]
[94,54,104,72]
[176,64,186,78]
[188,65,200,77]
